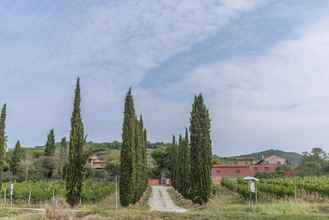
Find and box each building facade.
[212,155,287,181]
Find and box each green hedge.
[0,180,114,203]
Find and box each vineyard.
[0,180,115,204]
[221,176,329,201]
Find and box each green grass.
[3,185,329,220]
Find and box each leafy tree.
[296,148,329,176]
[66,78,86,207]
[150,146,171,178]
[190,94,212,204]
[120,88,136,207]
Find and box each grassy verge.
[167,188,194,209]
[3,185,329,220]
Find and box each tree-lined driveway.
[149,186,187,213]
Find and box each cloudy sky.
[1,0,329,155]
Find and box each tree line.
[170,94,212,204]
[119,89,148,207]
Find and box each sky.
[1,0,329,156]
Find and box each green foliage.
[120,89,148,206]
[150,146,171,178]
[0,180,114,203]
[66,78,86,207]
[222,176,329,200]
[175,129,191,198]
[120,88,136,207]
[44,129,55,157]
[190,94,212,204]
[296,148,329,176]
[169,135,178,188]
[0,104,7,187]
[10,140,25,176]
[58,137,68,178]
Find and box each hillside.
[232,149,303,166]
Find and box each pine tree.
[59,137,68,178]
[10,140,24,176]
[190,94,212,204]
[120,88,136,207]
[66,78,86,207]
[44,129,55,156]
[0,104,7,187]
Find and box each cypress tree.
[133,117,143,203]
[59,137,68,178]
[66,78,86,207]
[44,129,55,156]
[169,135,177,188]
[120,88,136,207]
[0,104,6,187]
[139,116,148,195]
[175,134,183,192]
[181,128,191,198]
[175,129,191,198]
[190,94,212,204]
[143,127,148,192]
[10,140,24,176]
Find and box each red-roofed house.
[212,155,287,181]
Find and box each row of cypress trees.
[170,94,212,204]
[170,129,191,198]
[120,89,148,207]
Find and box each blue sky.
[1,0,329,155]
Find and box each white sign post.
[243,176,258,209]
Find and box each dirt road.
[148,186,187,213]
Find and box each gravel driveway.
[148,186,187,213]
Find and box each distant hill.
[231,149,303,166]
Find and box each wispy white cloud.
[0,0,264,147]
[165,15,329,155]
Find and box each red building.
[212,155,286,181]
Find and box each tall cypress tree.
[10,140,24,176]
[139,115,148,195]
[133,117,143,203]
[143,127,148,192]
[175,130,191,198]
[44,129,55,156]
[175,134,183,192]
[169,135,177,188]
[120,88,136,207]
[190,94,212,204]
[180,128,191,198]
[66,78,85,207]
[0,104,7,187]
